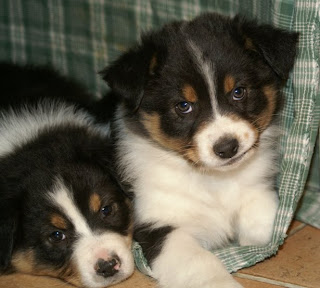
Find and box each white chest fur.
[116,119,278,250]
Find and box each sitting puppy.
[98,13,298,288]
[0,63,134,287]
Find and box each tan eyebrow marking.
[50,214,68,230]
[149,54,157,75]
[89,193,102,213]
[182,84,198,102]
[224,75,236,94]
[257,85,277,129]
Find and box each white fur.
[152,230,242,288]
[188,40,219,115]
[49,180,92,236]
[0,100,109,157]
[74,232,134,288]
[195,115,257,170]
[115,109,279,288]
[49,180,134,288]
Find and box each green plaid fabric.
[295,130,320,228]
[0,0,319,274]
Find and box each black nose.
[213,137,239,159]
[95,256,120,278]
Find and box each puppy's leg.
[150,229,242,288]
[237,188,279,246]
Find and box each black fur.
[0,62,95,110]
[100,13,298,112]
[134,224,174,265]
[0,63,131,280]
[99,13,298,145]
[97,13,299,275]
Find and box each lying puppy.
[98,13,298,288]
[0,63,134,287]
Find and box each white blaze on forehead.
[187,40,219,116]
[49,179,92,236]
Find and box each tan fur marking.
[258,85,277,129]
[149,54,157,75]
[12,250,35,274]
[226,113,259,140]
[141,112,185,151]
[124,198,134,247]
[124,232,133,248]
[224,75,235,94]
[89,193,101,213]
[141,112,204,165]
[59,261,83,287]
[0,273,74,288]
[184,147,199,163]
[12,250,82,287]
[182,84,198,102]
[50,214,68,230]
[244,37,255,50]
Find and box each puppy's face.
[10,165,133,288]
[8,165,133,287]
[102,13,298,171]
[0,126,134,288]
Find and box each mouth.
[221,146,254,167]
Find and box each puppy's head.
[0,130,134,287]
[101,13,298,171]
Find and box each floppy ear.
[78,142,134,199]
[100,22,184,112]
[99,41,157,112]
[0,183,19,271]
[234,15,299,80]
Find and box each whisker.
[249,113,281,127]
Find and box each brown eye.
[175,101,193,114]
[233,87,246,101]
[101,203,118,218]
[49,231,66,243]
[101,205,113,217]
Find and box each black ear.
[99,41,156,112]
[234,16,299,80]
[0,183,19,272]
[100,21,184,112]
[78,142,133,199]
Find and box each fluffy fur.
[97,13,299,288]
[0,63,134,287]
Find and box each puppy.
[0,63,134,287]
[98,13,299,288]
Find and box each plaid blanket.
[0,0,319,274]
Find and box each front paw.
[239,222,274,246]
[238,210,277,246]
[238,192,278,246]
